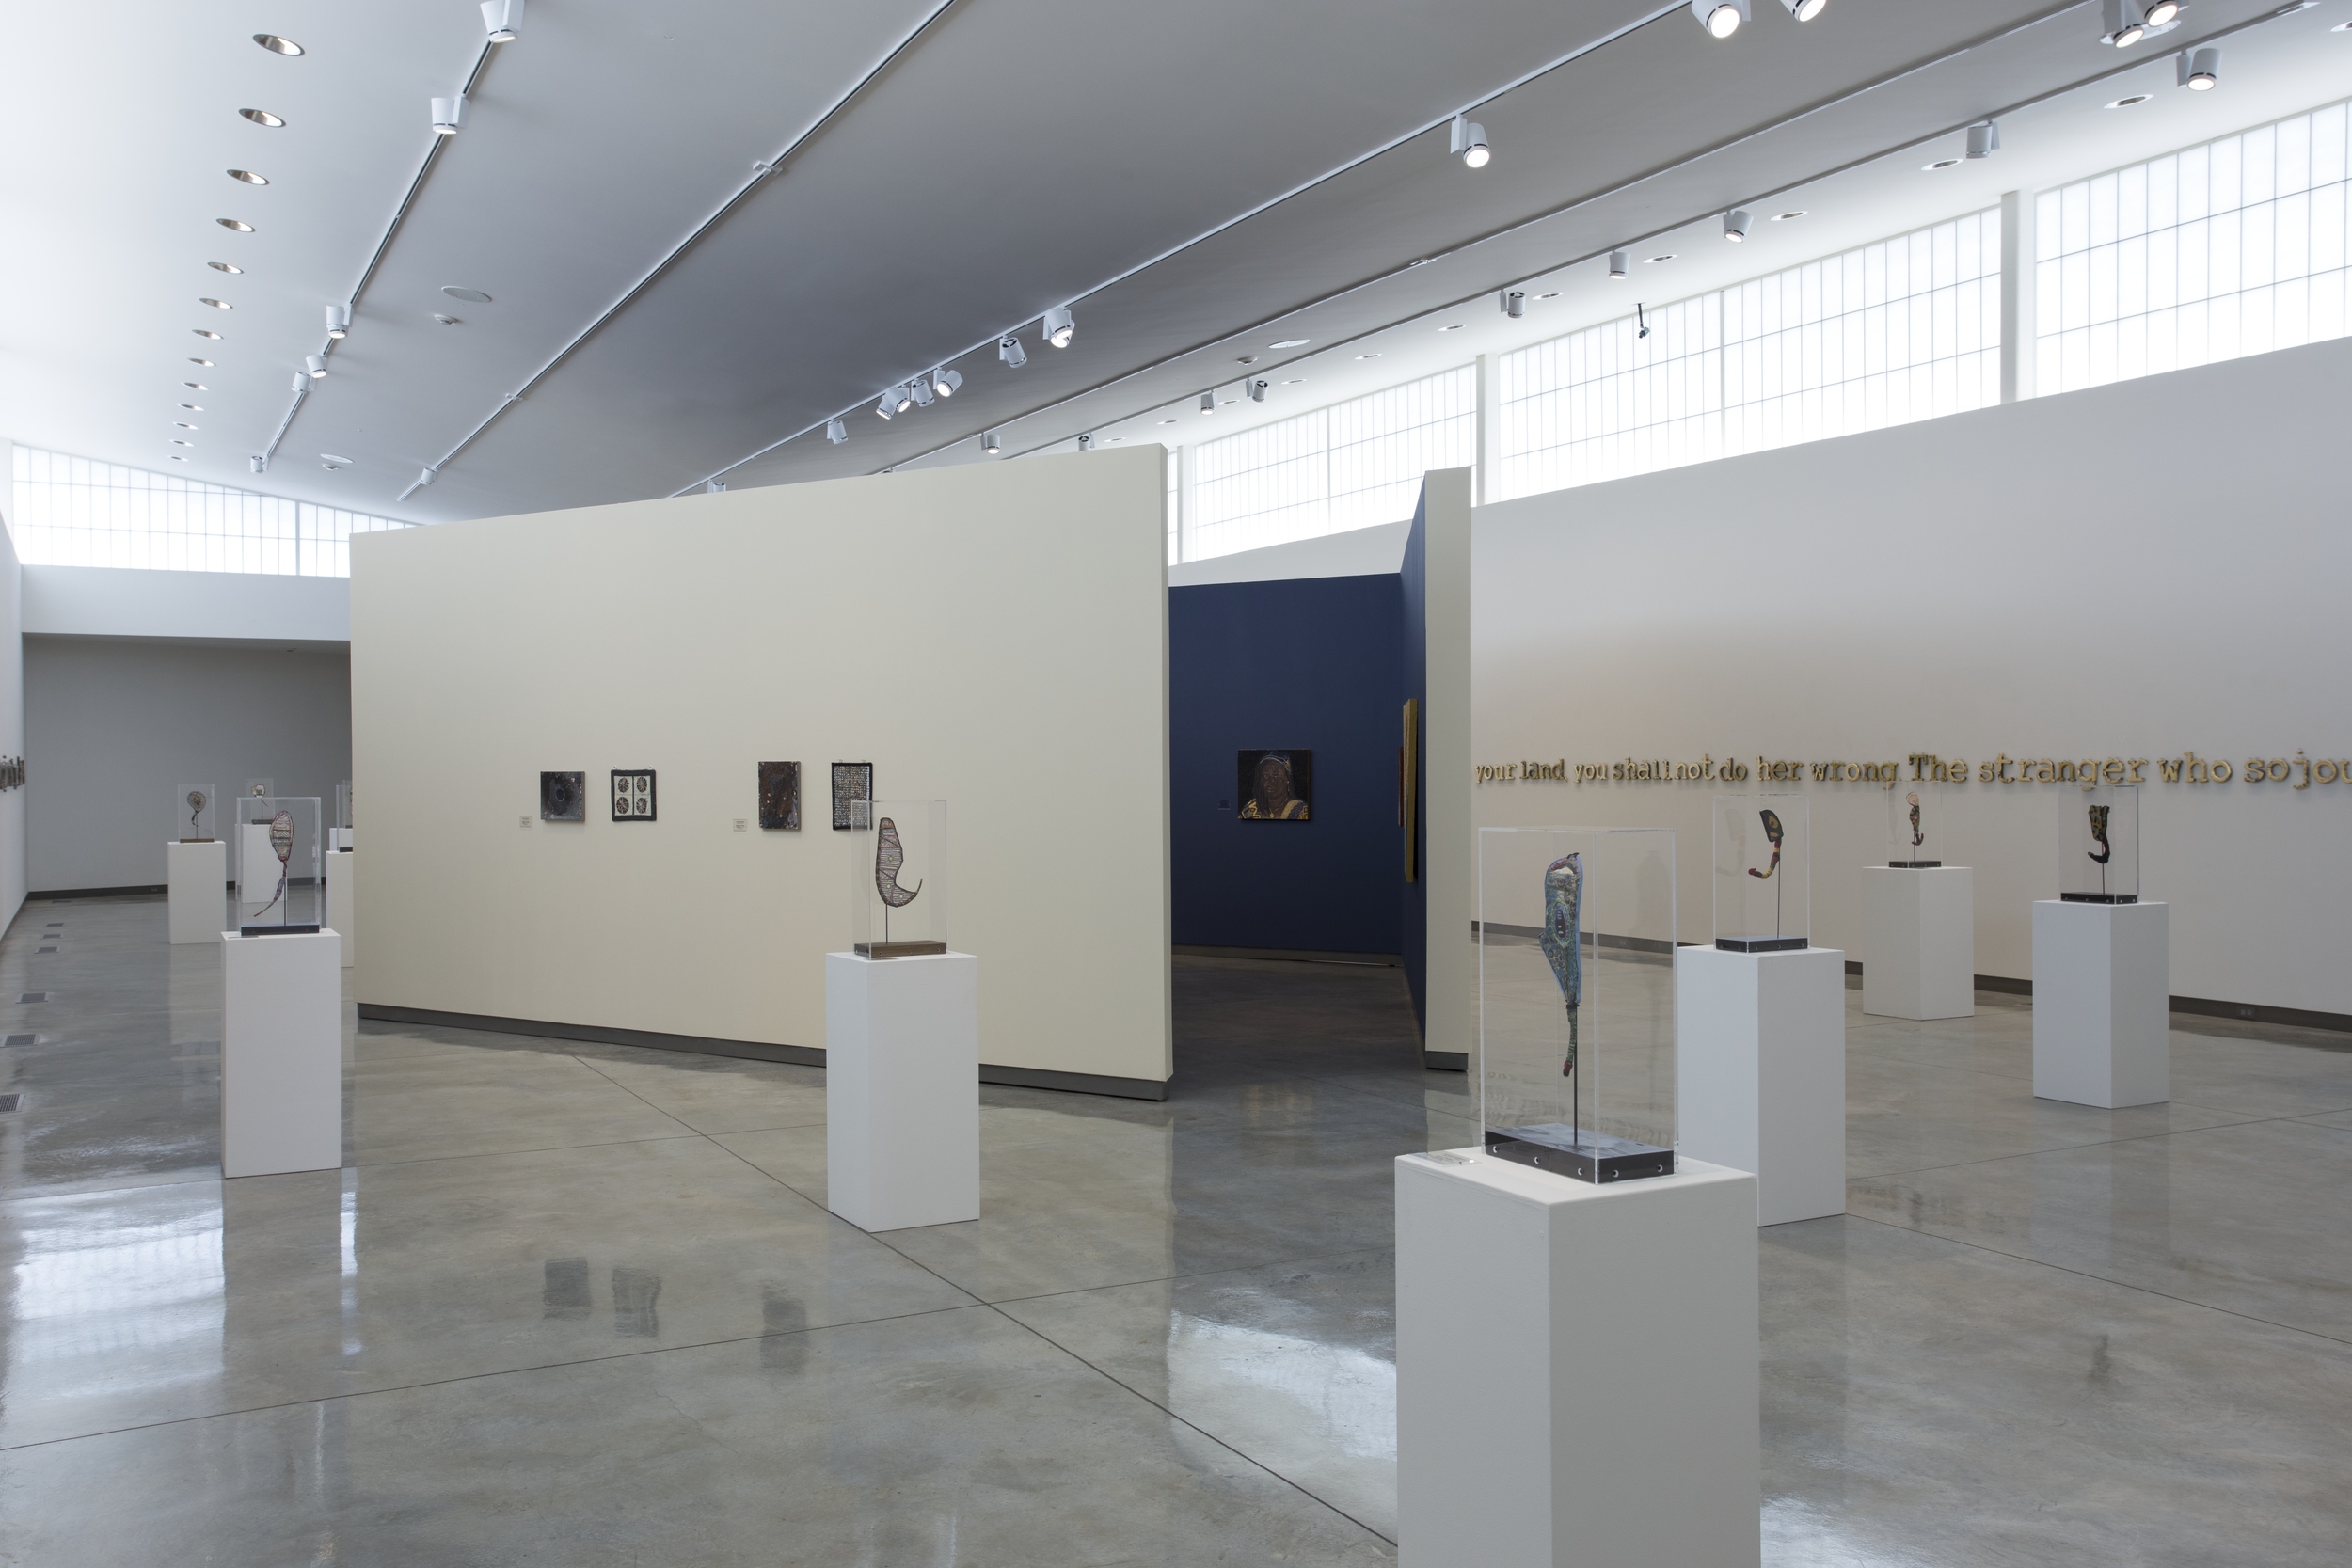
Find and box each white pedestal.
[2032,900,2169,1108]
[220,928,343,1178]
[1860,866,1975,1020]
[166,840,227,945]
[1677,945,1847,1227]
[1395,1150,1759,1568]
[824,950,979,1232]
[330,827,353,850]
[326,849,355,968]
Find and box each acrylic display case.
[1477,826,1677,1183]
[850,799,947,958]
[332,779,354,850]
[175,783,216,843]
[1886,786,1941,868]
[2059,784,2138,903]
[1713,794,1809,952]
[230,794,323,935]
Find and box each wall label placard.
[1476,750,2350,790]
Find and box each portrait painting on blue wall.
[1236,750,1312,821]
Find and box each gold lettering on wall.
[1480,747,2345,788]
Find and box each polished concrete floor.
[2,899,2350,1564]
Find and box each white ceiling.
[2,0,2346,521]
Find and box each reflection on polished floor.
[3,900,2350,1564]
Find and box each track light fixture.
[431,96,466,135]
[2102,0,2148,47]
[2143,0,2180,24]
[1966,120,2001,159]
[290,372,310,394]
[998,335,1027,368]
[931,366,962,399]
[983,431,1002,456]
[250,455,267,474]
[1042,306,1075,348]
[415,466,437,489]
[875,390,898,420]
[482,0,523,42]
[1077,434,1094,451]
[1778,0,1826,18]
[1724,209,1752,242]
[304,354,327,379]
[705,480,726,494]
[1637,303,1652,340]
[2180,46,2219,89]
[1501,289,1526,318]
[326,303,350,340]
[826,418,848,444]
[1449,115,1491,169]
[1248,378,1268,403]
[908,378,935,409]
[1199,392,1216,415]
[1691,0,1748,39]
[1609,249,1630,279]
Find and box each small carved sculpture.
[1907,791,1924,851]
[1538,853,1582,1080]
[251,809,294,921]
[187,789,208,834]
[875,817,922,908]
[1747,808,1784,879]
[2088,803,2112,865]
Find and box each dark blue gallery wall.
[1169,572,1404,956]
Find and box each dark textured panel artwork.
[612,769,657,822]
[832,762,872,831]
[541,771,586,821]
[757,762,801,831]
[1235,750,1312,821]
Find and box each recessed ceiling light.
[432,313,461,325]
[170,438,194,446]
[1408,257,1435,267]
[1536,291,1561,300]
[253,33,304,55]
[207,261,243,274]
[1438,324,1464,331]
[1645,254,1676,263]
[1282,378,1305,385]
[187,357,214,366]
[174,422,198,430]
[1922,157,1963,169]
[216,218,254,232]
[1158,419,1177,425]
[441,286,493,303]
[1269,338,1309,350]
[228,168,269,185]
[1773,210,1807,221]
[183,382,207,389]
[198,297,231,309]
[169,454,189,462]
[239,108,286,127]
[2105,94,2153,109]
[1356,353,1381,359]
[179,404,202,411]
[192,328,222,339]
[2337,18,2352,28]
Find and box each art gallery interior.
[3,0,2351,1560]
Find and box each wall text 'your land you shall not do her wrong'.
[1473,752,2351,790]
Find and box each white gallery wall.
[1472,334,2352,1015]
[351,449,1171,1087]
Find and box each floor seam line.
[1843,1112,2306,1182]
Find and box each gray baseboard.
[355,1003,1171,1100]
[2169,992,2352,1036]
[1422,1050,1468,1072]
[31,884,168,901]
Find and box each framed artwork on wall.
[832,762,873,830]
[1237,749,1312,821]
[612,768,657,821]
[758,761,801,830]
[540,771,586,821]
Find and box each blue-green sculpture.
[1538,852,1582,1084]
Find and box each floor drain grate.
[2,1034,31,1047]
[0,1095,19,1113]
[18,993,46,1004]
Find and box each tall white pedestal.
[824,950,979,1232]
[1395,1150,1759,1568]
[167,840,227,945]
[220,928,343,1178]
[2032,900,2169,1108]
[1677,944,1847,1227]
[1860,866,1975,1020]
[326,849,355,968]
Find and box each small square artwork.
[612,768,657,822]
[540,771,586,821]
[1236,750,1311,821]
[757,761,801,831]
[831,762,873,831]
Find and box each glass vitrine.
[2059,784,2138,903]
[1712,793,1809,952]
[850,799,947,958]
[175,783,215,843]
[1478,826,1677,1184]
[230,794,323,934]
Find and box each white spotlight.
[1692,0,1748,39]
[1248,378,1268,403]
[431,96,466,135]
[2180,46,2219,89]
[908,378,935,408]
[998,334,1027,368]
[1200,391,1216,415]
[2142,0,2180,24]
[1042,306,1075,348]
[2102,0,2147,47]
[249,455,267,474]
[705,480,726,494]
[875,390,898,420]
[1449,115,1491,169]
[1778,0,1826,18]
[1076,433,1094,451]
[304,353,327,379]
[1966,120,2001,159]
[289,372,309,394]
[414,466,437,489]
[1724,209,1752,242]
[481,0,523,41]
[1501,289,1525,318]
[931,366,963,399]
[983,431,1002,456]
[826,417,848,444]
[326,303,350,339]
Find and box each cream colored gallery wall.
[351,449,1170,1083]
[1472,334,2352,1014]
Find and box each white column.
[1395,1149,1760,1568]
[2032,900,2169,1108]
[326,848,355,968]
[1475,352,1500,505]
[1677,944,1847,1227]
[220,928,343,1178]
[825,950,979,1232]
[167,839,227,945]
[2001,188,2035,404]
[1860,867,1974,1020]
